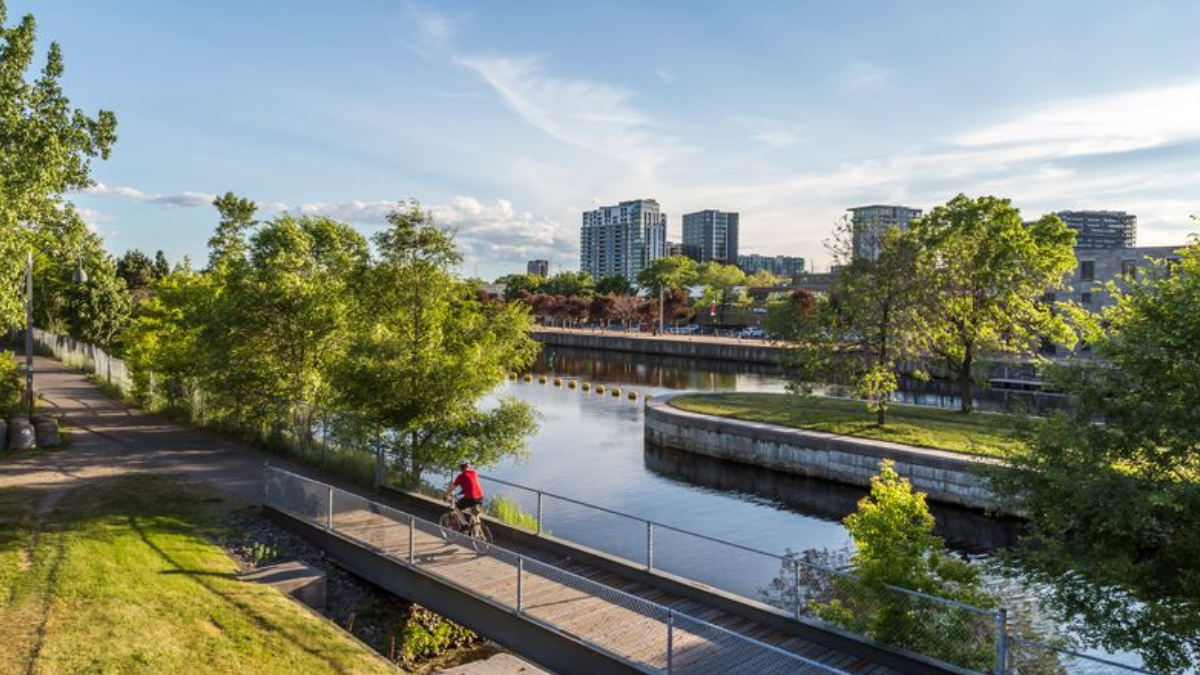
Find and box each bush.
[486,495,542,532]
[0,353,21,414]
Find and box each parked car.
[666,324,701,335]
[735,326,766,339]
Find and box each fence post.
[326,486,334,531]
[647,522,654,571]
[261,461,269,506]
[535,491,543,536]
[793,558,802,618]
[516,557,524,614]
[666,609,674,674]
[995,607,1009,675]
[408,514,415,563]
[373,426,384,489]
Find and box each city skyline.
[14,0,1200,279]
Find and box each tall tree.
[0,1,118,329]
[207,192,258,270]
[595,274,635,296]
[153,250,171,278]
[637,256,699,296]
[695,261,747,325]
[914,195,1076,412]
[332,203,539,485]
[499,273,545,302]
[542,270,595,298]
[116,249,158,291]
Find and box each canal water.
[474,345,1164,670]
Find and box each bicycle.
[439,496,493,554]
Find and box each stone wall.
[644,394,1007,512]
[532,330,783,365]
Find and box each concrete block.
[33,417,60,448]
[242,560,327,613]
[7,418,35,451]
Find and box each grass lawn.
[669,392,1034,458]
[0,476,397,675]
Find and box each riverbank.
[532,327,785,365]
[644,393,1009,511]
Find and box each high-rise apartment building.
[1056,210,1136,249]
[526,259,549,277]
[848,205,923,261]
[737,254,806,279]
[580,199,667,282]
[682,210,739,264]
[666,241,686,257]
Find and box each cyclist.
[446,460,484,530]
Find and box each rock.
[34,417,60,448]
[241,560,327,613]
[7,417,35,451]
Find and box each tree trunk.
[958,343,974,414]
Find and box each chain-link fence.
[1008,637,1162,675]
[264,466,851,675]
[30,328,134,397]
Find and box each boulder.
[7,417,36,451]
[34,417,60,448]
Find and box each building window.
[1080,260,1095,281]
[1041,292,1056,303]
[1081,292,1093,304]
[1121,260,1137,279]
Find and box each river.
[473,345,1176,671]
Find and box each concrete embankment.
[532,329,784,365]
[644,393,1005,512]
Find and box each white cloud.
[86,182,216,208]
[458,55,689,176]
[730,115,804,147]
[655,68,675,84]
[839,62,889,92]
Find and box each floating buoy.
[568,380,577,389]
[611,388,621,397]
[595,385,605,394]
[553,378,562,386]
[581,383,591,391]
[523,374,533,382]
[537,375,547,384]
[628,391,638,400]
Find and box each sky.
[12,0,1200,278]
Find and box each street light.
[23,248,87,418]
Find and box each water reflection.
[643,443,1023,553]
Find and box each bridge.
[263,466,960,675]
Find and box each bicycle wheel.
[469,521,493,554]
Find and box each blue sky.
[14,0,1200,278]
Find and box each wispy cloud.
[730,115,804,147]
[839,61,888,92]
[655,68,675,84]
[85,183,216,208]
[458,55,688,176]
[395,2,461,58]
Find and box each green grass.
[0,477,396,675]
[669,393,1034,458]
[485,496,543,533]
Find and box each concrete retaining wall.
[532,329,783,365]
[644,394,1005,511]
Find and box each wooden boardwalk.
[316,496,898,675]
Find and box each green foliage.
[913,195,1077,412]
[499,272,545,301]
[541,270,595,297]
[997,238,1200,671]
[0,351,21,414]
[115,249,160,291]
[595,274,635,296]
[0,2,117,331]
[486,495,543,532]
[745,269,784,287]
[812,461,998,671]
[636,255,699,295]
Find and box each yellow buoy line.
[510,373,645,401]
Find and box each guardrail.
[264,465,851,675]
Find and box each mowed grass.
[669,393,1034,458]
[0,477,396,675]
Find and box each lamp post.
[24,248,87,418]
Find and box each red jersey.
[453,469,484,500]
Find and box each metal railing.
[30,328,134,397]
[264,465,849,675]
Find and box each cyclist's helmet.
[458,459,470,469]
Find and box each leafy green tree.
[695,261,747,324]
[116,249,159,291]
[332,203,539,485]
[745,269,785,287]
[499,273,545,301]
[595,274,635,296]
[207,192,258,270]
[0,1,117,330]
[542,270,595,298]
[997,238,1200,672]
[61,261,131,352]
[153,250,171,278]
[913,195,1076,412]
[637,256,698,296]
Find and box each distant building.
[526,259,549,277]
[682,210,739,264]
[580,199,667,282]
[666,241,686,258]
[1056,210,1137,249]
[1070,245,1183,313]
[848,205,923,261]
[737,253,806,279]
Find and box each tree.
[331,203,539,485]
[914,195,1076,412]
[828,223,929,424]
[746,269,785,288]
[996,239,1200,670]
[153,250,170,278]
[610,295,646,328]
[589,294,616,325]
[208,192,258,270]
[595,274,635,296]
[695,261,747,325]
[542,270,595,298]
[499,273,544,302]
[637,256,698,296]
[0,1,118,330]
[116,249,158,291]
